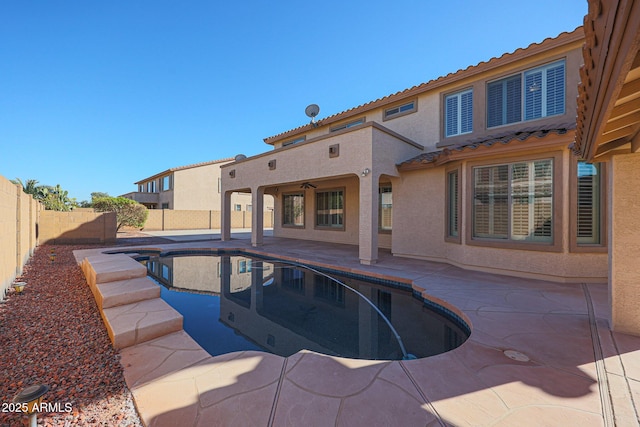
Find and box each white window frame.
[445,89,473,137]
[487,60,565,128]
[379,185,392,231]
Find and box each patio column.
[251,187,264,247]
[609,152,640,335]
[359,172,379,265]
[251,260,263,312]
[221,190,232,241]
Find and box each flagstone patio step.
[101,298,183,349]
[93,277,161,310]
[82,253,147,289]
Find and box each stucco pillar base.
[221,191,232,241]
[609,152,640,335]
[358,174,379,267]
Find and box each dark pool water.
[141,252,469,360]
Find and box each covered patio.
[219,121,423,265]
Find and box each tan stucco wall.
[39,210,116,244]
[272,177,361,246]
[225,125,423,191]
[223,123,422,252]
[0,175,39,299]
[143,209,274,231]
[173,163,223,210]
[289,95,441,152]
[609,152,640,333]
[273,41,584,154]
[134,160,273,212]
[392,150,608,282]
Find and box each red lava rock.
[0,245,143,427]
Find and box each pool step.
[93,277,161,310]
[82,254,147,289]
[81,254,184,350]
[101,298,183,349]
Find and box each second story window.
[330,118,365,132]
[384,101,416,120]
[161,175,171,191]
[487,60,565,128]
[445,89,473,137]
[282,136,306,147]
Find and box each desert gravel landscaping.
[0,244,142,427]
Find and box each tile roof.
[398,122,576,170]
[264,28,584,145]
[134,157,235,184]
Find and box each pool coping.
[74,238,638,426]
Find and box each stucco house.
[221,27,607,282]
[122,158,274,212]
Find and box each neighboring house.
[573,0,640,334]
[121,158,274,212]
[221,27,606,284]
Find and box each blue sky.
[1,1,587,203]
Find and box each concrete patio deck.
[74,235,640,427]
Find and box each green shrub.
[93,197,148,231]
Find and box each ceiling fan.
[300,182,317,189]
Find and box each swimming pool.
[138,251,469,361]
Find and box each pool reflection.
[144,254,468,360]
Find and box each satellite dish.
[234,154,247,161]
[305,104,320,126]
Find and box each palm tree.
[11,178,40,196]
[11,179,77,211]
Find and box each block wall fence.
[0,175,39,300]
[1,174,118,300]
[1,171,272,300]
[143,209,274,231]
[39,210,117,245]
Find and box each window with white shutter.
[487,60,565,128]
[576,162,601,244]
[379,185,392,231]
[445,89,473,137]
[473,159,553,243]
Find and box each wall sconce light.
[13,281,26,294]
[361,168,371,177]
[14,384,49,427]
